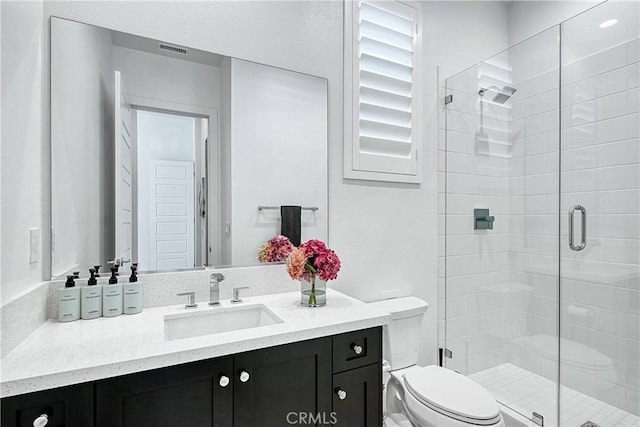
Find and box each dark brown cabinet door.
[332,363,381,427]
[233,337,332,427]
[1,383,94,427]
[95,356,233,427]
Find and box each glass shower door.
[444,26,562,425]
[560,2,640,426]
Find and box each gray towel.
[280,205,302,247]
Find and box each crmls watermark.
[286,412,338,425]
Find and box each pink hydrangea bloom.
[286,247,308,280]
[299,239,327,257]
[286,239,341,284]
[314,249,341,281]
[258,235,294,263]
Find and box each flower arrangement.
[257,235,295,263]
[286,239,341,306]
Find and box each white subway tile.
[563,123,597,149]
[597,67,628,98]
[597,44,628,74]
[597,91,628,121]
[628,38,639,65]
[598,115,630,144]
[628,63,640,89]
[597,139,639,168]
[628,87,639,114]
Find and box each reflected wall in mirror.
[51,17,328,277]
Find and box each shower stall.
[442,2,639,426]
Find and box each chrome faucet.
[209,273,225,305]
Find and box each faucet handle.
[177,292,197,309]
[231,287,250,304]
[211,273,225,283]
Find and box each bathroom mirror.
[50,17,328,278]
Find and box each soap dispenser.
[81,268,103,319]
[103,268,123,317]
[123,263,143,315]
[58,275,81,322]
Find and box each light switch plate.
[29,228,40,264]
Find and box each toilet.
[370,297,505,427]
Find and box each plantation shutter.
[346,0,421,183]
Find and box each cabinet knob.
[335,388,347,400]
[239,370,250,383]
[219,374,230,388]
[352,343,363,355]
[33,414,48,427]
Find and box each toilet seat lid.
[403,365,501,423]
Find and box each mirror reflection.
[51,17,328,277]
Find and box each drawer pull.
[33,414,48,427]
[335,388,347,400]
[239,370,250,383]
[351,343,363,355]
[219,374,230,387]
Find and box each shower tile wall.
[440,56,513,375]
[505,26,561,385]
[559,36,639,416]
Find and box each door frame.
[129,96,220,267]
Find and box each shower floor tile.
[469,363,640,427]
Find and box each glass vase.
[300,273,326,307]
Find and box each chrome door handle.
[569,205,587,251]
[219,374,230,388]
[239,370,250,383]
[351,343,363,355]
[33,414,48,427]
[335,388,347,400]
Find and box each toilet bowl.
[370,297,505,427]
[385,365,505,427]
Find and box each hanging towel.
[280,205,302,247]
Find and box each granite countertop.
[0,289,391,397]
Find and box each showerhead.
[492,86,517,104]
[479,86,517,104]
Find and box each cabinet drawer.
[1,382,94,427]
[332,327,381,373]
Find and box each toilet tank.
[369,297,428,369]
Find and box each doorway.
[132,108,209,272]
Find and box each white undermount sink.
[164,304,284,341]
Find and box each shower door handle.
[569,205,586,251]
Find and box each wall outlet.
[29,228,40,264]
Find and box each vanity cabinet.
[96,356,233,427]
[0,383,93,427]
[1,327,382,427]
[233,336,332,426]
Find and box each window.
[344,0,422,183]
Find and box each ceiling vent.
[158,43,188,55]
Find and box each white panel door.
[148,160,195,270]
[114,71,133,264]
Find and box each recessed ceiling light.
[600,19,618,29]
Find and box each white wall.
[50,18,115,277]
[229,58,328,266]
[333,1,510,364]
[1,1,45,303]
[113,46,220,111]
[508,1,602,46]
[1,1,510,365]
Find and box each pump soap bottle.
[103,267,123,317]
[81,268,103,319]
[58,275,81,322]
[123,263,143,315]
